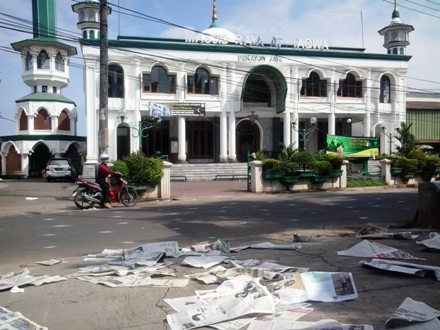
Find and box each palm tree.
[394,122,420,157]
[278,142,298,162]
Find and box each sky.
[0,0,439,137]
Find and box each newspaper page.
[247,318,373,330]
[0,306,48,330]
[360,259,440,281]
[416,232,440,252]
[356,223,416,239]
[0,269,66,291]
[338,240,425,260]
[267,272,358,303]
[181,255,228,269]
[250,242,302,250]
[385,297,440,329]
[166,279,275,330]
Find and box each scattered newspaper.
[166,279,275,330]
[338,240,425,260]
[360,259,440,281]
[0,269,66,291]
[356,223,418,239]
[181,255,228,269]
[35,259,62,266]
[266,272,358,303]
[247,318,373,330]
[416,232,440,252]
[230,241,301,252]
[0,306,48,330]
[385,297,440,329]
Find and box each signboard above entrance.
[148,102,205,118]
[326,135,379,158]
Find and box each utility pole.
[98,0,109,154]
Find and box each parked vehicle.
[46,158,78,182]
[73,174,139,209]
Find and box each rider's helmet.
[99,153,109,161]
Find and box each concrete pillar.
[177,117,187,163]
[250,161,263,193]
[341,160,349,188]
[380,158,392,185]
[228,110,237,162]
[159,161,171,198]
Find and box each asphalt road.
[0,179,439,330]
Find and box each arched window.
[142,66,175,94]
[37,50,50,69]
[399,47,404,55]
[34,109,51,130]
[392,48,398,55]
[19,110,28,131]
[90,30,95,40]
[55,52,64,71]
[108,64,124,98]
[82,30,87,39]
[187,68,219,95]
[380,76,391,103]
[25,52,33,70]
[338,73,362,98]
[301,72,327,97]
[58,110,70,131]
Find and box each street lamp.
[120,111,162,153]
[292,117,318,150]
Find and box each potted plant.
[387,155,403,176]
[279,161,299,185]
[322,153,344,178]
[419,155,440,182]
[399,157,418,182]
[122,152,164,187]
[310,160,332,183]
[291,151,316,177]
[261,159,283,180]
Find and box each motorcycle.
[73,174,139,209]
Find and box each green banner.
[326,135,379,157]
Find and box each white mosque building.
[72,0,414,175]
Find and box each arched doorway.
[64,144,82,175]
[236,121,260,162]
[29,143,51,178]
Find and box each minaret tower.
[378,0,414,55]
[10,0,78,136]
[72,0,106,40]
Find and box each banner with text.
[326,135,379,157]
[148,102,205,117]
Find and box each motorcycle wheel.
[74,188,96,209]
[121,188,139,207]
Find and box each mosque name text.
[237,55,282,62]
[185,33,329,50]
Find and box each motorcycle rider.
[97,153,118,209]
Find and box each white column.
[177,116,187,163]
[220,110,228,162]
[28,114,34,134]
[51,116,58,134]
[328,70,336,135]
[292,77,301,148]
[228,110,236,162]
[363,71,372,136]
[81,60,99,179]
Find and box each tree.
[394,122,420,157]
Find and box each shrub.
[110,160,129,178]
[280,162,299,176]
[262,159,283,173]
[122,152,164,185]
[291,151,315,171]
[322,153,344,170]
[407,149,427,173]
[419,155,440,182]
[399,157,418,175]
[312,160,332,176]
[386,155,403,168]
[278,143,298,162]
[252,150,268,161]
